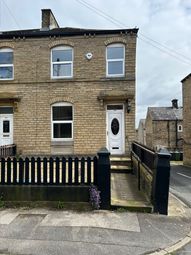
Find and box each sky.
[0,0,191,127]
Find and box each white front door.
[0,114,13,146]
[107,105,125,155]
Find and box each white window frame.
[51,46,73,79]
[178,124,183,132]
[0,48,14,80]
[106,43,125,77]
[51,102,73,141]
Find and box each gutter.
[0,28,139,39]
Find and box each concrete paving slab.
[40,210,140,232]
[0,210,19,225]
[0,213,46,240]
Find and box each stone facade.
[181,74,191,166]
[145,101,183,152]
[0,10,138,156]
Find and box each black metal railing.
[132,141,155,171]
[0,144,16,158]
[131,141,171,215]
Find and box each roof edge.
[0,28,139,39]
[181,73,191,83]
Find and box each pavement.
[0,193,190,254]
[0,167,191,254]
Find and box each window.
[51,103,73,140]
[51,46,73,78]
[3,120,10,133]
[0,107,13,114]
[106,44,125,77]
[178,125,183,132]
[0,48,14,80]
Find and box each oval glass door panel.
[111,118,119,135]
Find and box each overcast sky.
[0,0,191,127]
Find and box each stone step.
[111,165,132,173]
[111,198,153,213]
[110,156,131,161]
[110,157,132,167]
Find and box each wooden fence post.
[97,147,111,210]
[152,149,171,215]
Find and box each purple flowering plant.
[89,184,101,210]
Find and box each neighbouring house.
[181,73,191,166]
[137,119,146,145]
[0,9,138,156]
[145,99,183,152]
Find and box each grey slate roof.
[148,107,183,121]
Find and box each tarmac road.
[170,163,191,255]
[170,164,191,207]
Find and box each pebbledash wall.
[0,10,138,156]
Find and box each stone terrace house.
[181,74,191,165]
[0,9,138,156]
[145,99,183,152]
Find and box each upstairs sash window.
[106,44,125,77]
[51,46,73,78]
[0,48,14,80]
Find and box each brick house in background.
[0,9,138,156]
[181,74,191,165]
[145,99,183,152]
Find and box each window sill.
[51,77,73,80]
[0,78,14,81]
[101,76,126,81]
[51,140,74,146]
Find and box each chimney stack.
[172,99,178,109]
[41,9,59,30]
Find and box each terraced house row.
[0,9,138,156]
